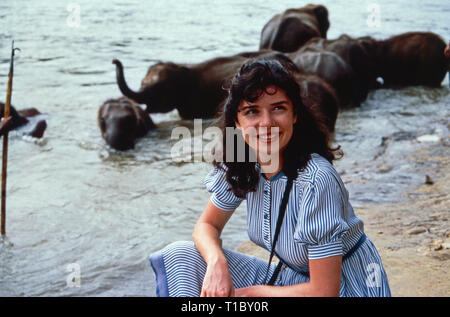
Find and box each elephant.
[113,54,253,119]
[259,4,330,53]
[373,32,449,88]
[300,34,379,106]
[98,96,156,151]
[0,102,47,138]
[286,47,355,108]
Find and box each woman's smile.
[257,131,280,143]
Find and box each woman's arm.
[235,255,342,297]
[193,200,235,297]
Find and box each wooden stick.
[1,41,19,236]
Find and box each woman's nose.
[258,110,275,127]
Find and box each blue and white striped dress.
[150,153,391,297]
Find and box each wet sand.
[236,134,450,297]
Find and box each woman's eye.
[244,109,258,115]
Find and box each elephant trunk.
[112,59,147,104]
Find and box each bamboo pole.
[1,41,20,236]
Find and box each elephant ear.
[312,5,330,38]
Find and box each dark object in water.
[375,32,449,88]
[260,4,330,52]
[98,96,156,151]
[0,102,47,138]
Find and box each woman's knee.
[161,240,202,259]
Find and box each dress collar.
[267,170,285,182]
[256,163,285,182]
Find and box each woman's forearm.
[193,203,236,297]
[237,256,342,297]
[193,221,227,265]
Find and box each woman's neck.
[259,153,283,180]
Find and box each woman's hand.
[200,258,235,297]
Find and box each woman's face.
[235,85,297,160]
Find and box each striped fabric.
[149,153,391,297]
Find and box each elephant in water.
[98,96,155,151]
[113,54,250,119]
[0,102,47,138]
[300,34,379,107]
[372,32,449,88]
[259,4,330,53]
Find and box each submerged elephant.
[98,96,156,151]
[300,34,379,106]
[0,102,47,138]
[373,32,449,87]
[113,54,250,119]
[259,4,330,53]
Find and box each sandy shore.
[236,138,449,297]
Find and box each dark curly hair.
[214,56,341,198]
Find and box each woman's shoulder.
[204,163,227,182]
[294,153,340,186]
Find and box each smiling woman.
[149,57,391,297]
[235,85,297,178]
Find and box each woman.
[150,57,391,297]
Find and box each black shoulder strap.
[264,176,294,285]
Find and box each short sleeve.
[293,172,349,260]
[204,164,244,212]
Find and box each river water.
[0,0,448,296]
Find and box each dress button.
[264,190,268,194]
